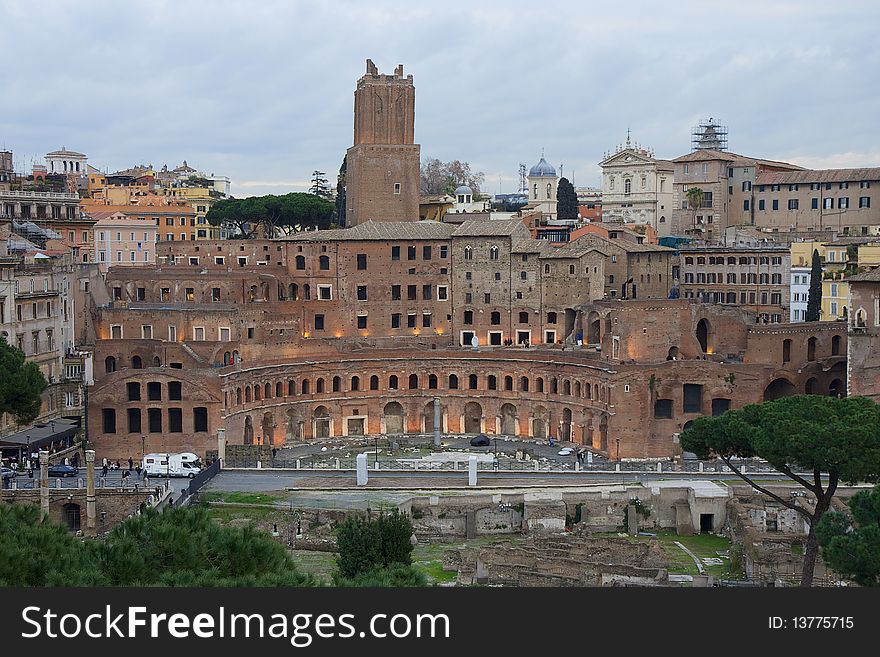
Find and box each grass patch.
[200,491,280,505]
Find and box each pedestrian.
[128,456,133,471]
[272,447,278,460]
[115,460,121,470]
[135,464,142,479]
[102,457,107,468]
[101,464,108,478]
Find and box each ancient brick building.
[847,268,880,400]
[345,60,420,225]
[83,222,848,461]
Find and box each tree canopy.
[681,395,880,585]
[816,485,880,586]
[0,504,313,586]
[0,336,47,427]
[806,249,823,322]
[420,158,484,196]
[206,192,334,238]
[334,509,417,583]
[556,177,579,221]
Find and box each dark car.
[47,464,79,478]
[1,466,16,480]
[470,434,491,447]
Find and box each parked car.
[1,466,16,480]
[47,464,79,478]
[470,434,491,447]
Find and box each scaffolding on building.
[692,118,729,152]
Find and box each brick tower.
[345,59,420,225]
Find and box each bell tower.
[345,59,420,225]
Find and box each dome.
[454,185,473,196]
[529,157,556,177]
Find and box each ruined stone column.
[39,450,50,520]
[217,428,226,465]
[85,450,96,535]
[433,397,441,447]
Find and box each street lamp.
[616,438,621,462]
[374,436,379,466]
[141,436,146,460]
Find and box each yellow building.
[791,238,880,321]
[159,187,219,239]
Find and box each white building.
[599,135,674,235]
[446,185,490,215]
[790,266,810,321]
[45,147,88,176]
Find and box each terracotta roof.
[572,233,673,253]
[673,150,802,170]
[452,218,529,238]
[755,167,880,185]
[847,266,880,282]
[283,220,455,242]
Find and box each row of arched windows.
[228,372,609,407]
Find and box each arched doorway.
[805,377,818,395]
[464,402,482,433]
[262,412,275,445]
[383,402,404,435]
[666,346,679,361]
[587,311,601,344]
[532,406,548,439]
[763,378,796,401]
[243,416,254,445]
[828,379,843,397]
[696,319,711,353]
[62,503,81,532]
[500,403,517,435]
[313,406,330,438]
[561,408,572,442]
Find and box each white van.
[143,452,202,478]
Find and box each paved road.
[203,468,795,494]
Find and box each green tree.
[556,177,579,221]
[333,562,427,587]
[685,187,704,233]
[816,485,880,586]
[309,170,331,199]
[335,509,415,579]
[0,504,314,586]
[334,156,347,227]
[680,395,880,586]
[806,249,823,322]
[0,336,47,426]
[206,193,334,238]
[420,158,484,196]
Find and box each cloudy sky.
[1,0,878,197]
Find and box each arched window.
[504,376,513,391]
[520,376,529,392]
[624,178,631,194]
[105,356,116,373]
[332,376,341,392]
[429,374,438,389]
[236,388,242,405]
[245,387,252,402]
[488,375,497,390]
[464,246,473,261]
[563,380,571,396]
[370,375,379,390]
[131,355,142,369]
[546,182,552,198]
[536,377,544,393]
[351,376,360,391]
[469,374,478,389]
[782,339,791,363]
[389,375,399,390]
[319,255,330,270]
[831,335,841,356]
[807,337,817,361]
[289,283,298,301]
[264,383,271,398]
[551,378,558,394]
[301,379,310,394]
[295,255,305,270]
[304,284,311,300]
[409,374,419,389]
[288,380,296,395]
[275,382,283,397]
[254,385,262,401]
[316,378,325,393]
[489,245,499,261]
[449,374,459,389]
[519,312,529,324]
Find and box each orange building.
[82,194,197,243]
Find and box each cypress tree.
[805,249,823,322]
[556,177,579,221]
